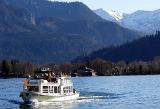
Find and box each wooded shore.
[1,57,160,78]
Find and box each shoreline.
[1,74,160,79]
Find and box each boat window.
[43,86,48,93]
[54,86,58,93]
[70,86,73,92]
[27,86,39,92]
[63,87,66,93]
[63,86,72,94]
[68,86,70,93]
[49,86,53,93]
[58,86,60,93]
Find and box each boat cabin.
[24,68,75,95]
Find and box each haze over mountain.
[0,0,142,63]
[74,32,160,63]
[94,8,160,34]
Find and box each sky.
[51,0,160,13]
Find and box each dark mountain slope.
[4,0,143,45]
[6,0,103,21]
[0,32,100,63]
[5,0,142,46]
[74,32,160,62]
[0,0,143,63]
[0,0,100,63]
[37,18,142,46]
[0,0,36,33]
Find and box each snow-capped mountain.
[94,9,115,22]
[94,8,160,34]
[94,8,126,22]
[106,9,126,22]
[121,9,160,34]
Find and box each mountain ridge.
[6,0,104,21]
[0,0,143,63]
[94,8,160,34]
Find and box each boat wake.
[79,91,121,100]
[18,91,123,109]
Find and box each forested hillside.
[75,32,160,62]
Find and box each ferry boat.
[20,68,79,104]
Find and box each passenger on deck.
[44,73,48,80]
[52,72,56,77]
[41,74,44,78]
[47,72,52,82]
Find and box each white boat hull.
[20,92,79,104]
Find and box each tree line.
[1,56,160,77]
[0,60,35,77]
[47,56,160,76]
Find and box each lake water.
[1,76,160,109]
